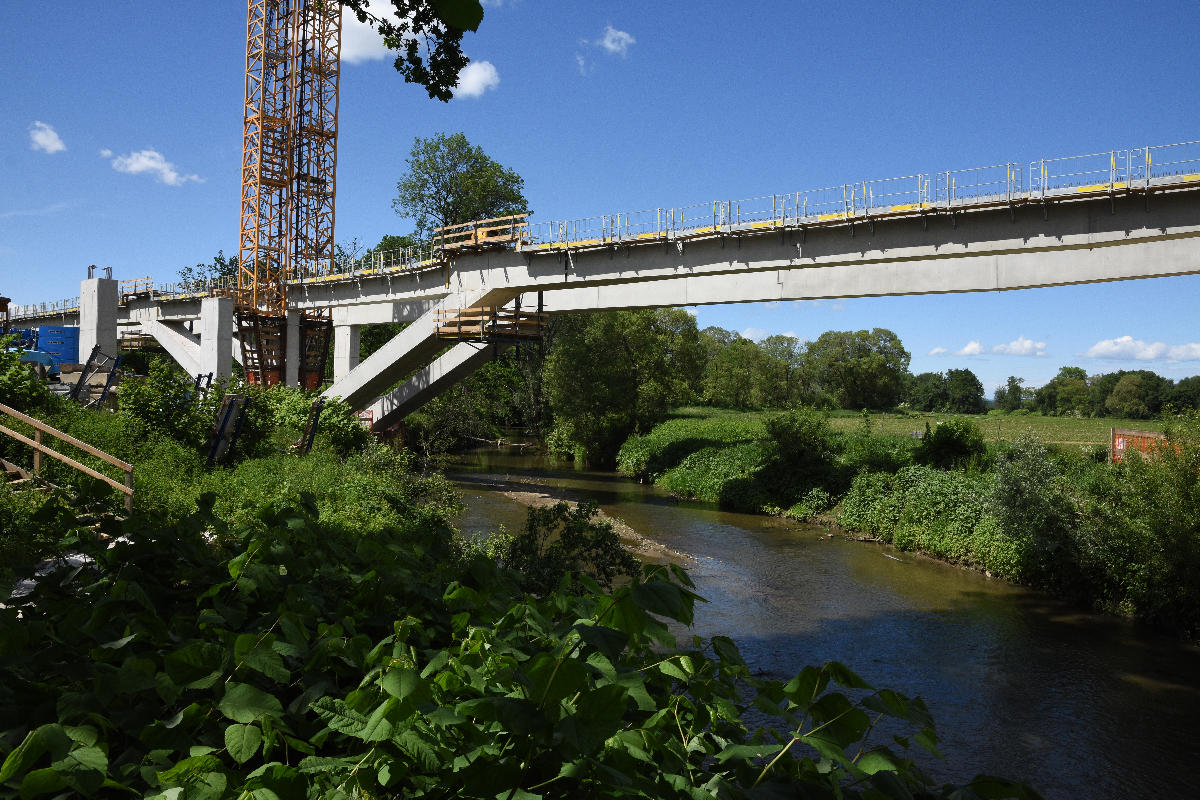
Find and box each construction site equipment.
[70,344,122,407]
[295,398,325,454]
[119,277,156,305]
[37,325,80,364]
[0,402,134,513]
[206,394,249,465]
[236,0,340,386]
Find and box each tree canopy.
[339,0,485,101]
[806,328,910,410]
[544,309,704,465]
[393,132,528,240]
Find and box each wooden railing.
[119,277,156,305]
[0,402,134,512]
[435,306,547,342]
[433,213,530,253]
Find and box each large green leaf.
[235,633,290,684]
[631,581,686,620]
[217,682,284,724]
[381,667,430,704]
[573,623,629,662]
[0,725,72,784]
[225,724,261,765]
[524,652,589,709]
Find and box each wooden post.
[33,429,42,474]
[124,469,134,514]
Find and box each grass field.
[669,407,1165,446]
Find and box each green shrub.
[0,335,53,413]
[915,418,986,470]
[496,501,640,595]
[616,412,765,481]
[658,441,768,509]
[783,487,834,521]
[841,431,916,475]
[987,433,1078,587]
[116,358,223,447]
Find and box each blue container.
[37,325,80,364]
[5,328,37,349]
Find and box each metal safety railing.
[523,138,1200,252]
[8,139,1200,312]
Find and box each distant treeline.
[379,310,1200,466]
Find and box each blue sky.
[4,0,1199,394]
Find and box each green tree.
[393,132,528,241]
[906,371,947,412]
[177,250,237,290]
[756,334,807,408]
[1106,373,1152,418]
[339,0,484,101]
[704,337,763,410]
[945,368,985,413]
[544,309,704,466]
[1088,369,1171,417]
[805,328,910,409]
[1032,367,1088,416]
[1168,375,1200,410]
[994,375,1026,412]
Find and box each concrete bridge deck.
[10,138,1200,430]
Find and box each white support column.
[198,297,234,380]
[333,324,361,383]
[285,309,301,387]
[79,277,118,361]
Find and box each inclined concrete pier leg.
[285,310,301,387]
[79,277,118,360]
[198,297,234,380]
[333,325,361,383]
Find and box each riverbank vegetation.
[618,404,1200,638]
[1,347,1040,798]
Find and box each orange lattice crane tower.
[237,0,340,386]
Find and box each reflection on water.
[449,446,1200,799]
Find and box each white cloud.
[340,6,392,64]
[0,202,69,220]
[576,53,591,75]
[1085,335,1200,362]
[105,149,202,186]
[991,335,1047,357]
[99,148,112,158]
[598,25,635,57]
[928,346,948,356]
[955,340,985,356]
[455,60,499,98]
[29,121,66,154]
[741,327,769,341]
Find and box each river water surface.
[450,446,1200,799]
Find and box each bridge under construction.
[10,137,1200,431]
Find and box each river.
[449,445,1200,799]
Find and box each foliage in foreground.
[0,499,1037,799]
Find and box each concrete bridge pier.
[79,277,118,360]
[198,297,233,380]
[333,324,361,383]
[137,296,235,380]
